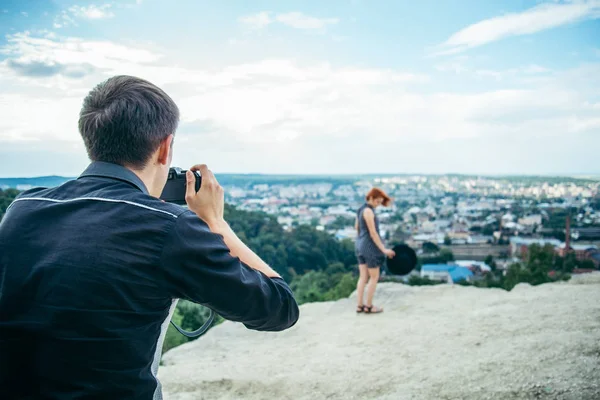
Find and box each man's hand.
[185,164,224,227]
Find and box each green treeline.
[164,204,361,352]
[0,189,20,221]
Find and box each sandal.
[356,305,365,313]
[363,305,383,314]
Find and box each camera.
[159,167,212,338]
[159,167,202,205]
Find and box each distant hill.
[0,176,74,189]
[0,174,359,190]
[1,172,597,190]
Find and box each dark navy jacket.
[0,161,299,400]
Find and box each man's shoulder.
[15,186,51,199]
[13,182,190,221]
[120,191,191,220]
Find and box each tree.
[503,262,532,291]
[0,189,21,221]
[289,268,357,305]
[562,253,578,273]
[289,271,331,304]
[484,255,497,272]
[329,216,354,230]
[579,259,597,270]
[221,205,356,278]
[525,244,554,285]
[482,224,496,236]
[440,248,455,262]
[176,300,221,335]
[444,236,451,246]
[325,262,347,275]
[422,241,440,254]
[406,275,444,286]
[323,273,357,301]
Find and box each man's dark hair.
[78,75,180,169]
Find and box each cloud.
[0,32,428,146]
[275,12,339,30]
[435,57,551,81]
[69,4,115,20]
[53,3,115,28]
[53,10,78,28]
[5,59,96,78]
[474,64,551,80]
[239,11,339,31]
[0,32,161,71]
[6,59,64,77]
[0,32,598,175]
[433,0,600,55]
[238,11,272,30]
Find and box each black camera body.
[159,167,201,205]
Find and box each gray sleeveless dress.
[355,203,385,268]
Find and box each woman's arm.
[355,217,359,233]
[362,208,386,253]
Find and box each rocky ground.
[159,273,600,400]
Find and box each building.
[518,215,542,227]
[335,227,357,241]
[510,238,600,267]
[454,260,492,273]
[448,266,474,283]
[420,264,474,283]
[447,244,510,261]
[509,237,562,258]
[468,235,494,244]
[421,264,452,281]
[557,244,599,263]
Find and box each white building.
[335,227,358,241]
[518,215,542,227]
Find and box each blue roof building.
[421,264,474,283]
[448,266,473,282]
[421,264,454,272]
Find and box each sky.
[0,0,599,177]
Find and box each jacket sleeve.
[159,210,299,332]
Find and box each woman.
[355,187,395,314]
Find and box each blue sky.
[0,0,599,177]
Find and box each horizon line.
[1,172,599,180]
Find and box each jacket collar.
[78,161,149,195]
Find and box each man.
[0,75,300,399]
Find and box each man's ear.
[157,134,174,165]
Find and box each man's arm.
[159,210,299,332]
[207,219,281,279]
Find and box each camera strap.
[170,309,216,338]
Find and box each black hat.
[386,244,417,275]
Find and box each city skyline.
[1,0,599,177]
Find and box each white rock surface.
[159,273,600,400]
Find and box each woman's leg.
[365,266,382,311]
[356,264,369,309]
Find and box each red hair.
[366,187,392,207]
